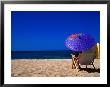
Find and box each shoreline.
[11,58,99,60]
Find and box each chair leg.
[92,64,95,69]
[77,65,81,72]
[86,65,87,68]
[72,62,76,69]
[91,61,95,69]
[79,64,81,69]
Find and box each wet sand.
[11,59,100,77]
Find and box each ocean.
[11,50,75,59]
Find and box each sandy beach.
[11,59,100,77]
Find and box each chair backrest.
[78,45,97,65]
[78,53,95,65]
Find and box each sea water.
[11,50,75,59]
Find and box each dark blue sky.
[11,11,100,51]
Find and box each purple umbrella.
[65,33,96,52]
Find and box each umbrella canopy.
[65,33,96,52]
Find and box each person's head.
[74,52,79,57]
[74,51,82,57]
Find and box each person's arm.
[72,54,75,58]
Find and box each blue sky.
[11,11,100,51]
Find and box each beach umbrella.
[65,33,96,52]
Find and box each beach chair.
[78,52,96,69]
[71,44,98,69]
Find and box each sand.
[11,59,100,77]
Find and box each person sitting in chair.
[71,52,82,69]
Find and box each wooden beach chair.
[71,44,98,69]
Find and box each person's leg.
[77,61,81,69]
[75,59,80,69]
[73,58,77,69]
[71,54,74,69]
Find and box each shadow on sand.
[79,68,100,73]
